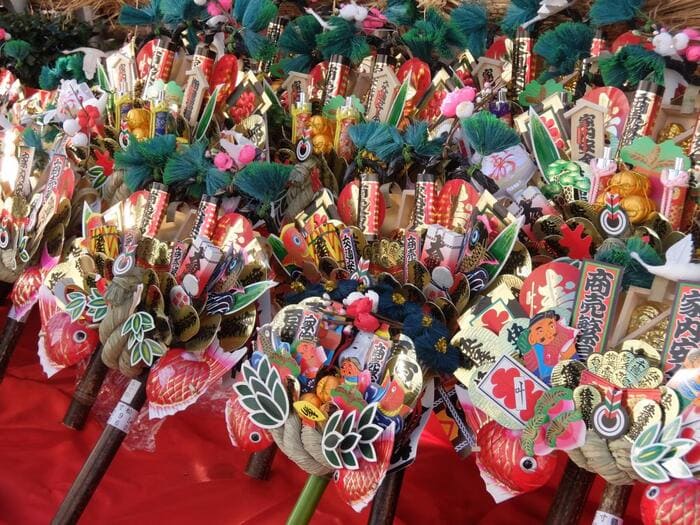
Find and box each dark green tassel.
[402,122,444,160]
[595,237,662,289]
[590,0,644,27]
[278,15,323,74]
[500,0,540,36]
[232,161,293,215]
[401,8,465,63]
[534,22,594,79]
[461,111,521,156]
[450,3,489,59]
[163,141,230,199]
[119,0,162,26]
[599,45,666,87]
[117,134,177,192]
[315,17,370,64]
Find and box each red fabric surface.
[0,302,645,524]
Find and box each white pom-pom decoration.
[63,119,81,136]
[193,0,207,6]
[456,101,475,119]
[355,6,368,21]
[673,32,690,51]
[72,132,89,147]
[339,4,359,21]
[652,31,675,56]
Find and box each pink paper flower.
[237,144,256,165]
[362,8,387,32]
[0,28,9,41]
[207,0,232,16]
[214,151,234,171]
[440,86,477,118]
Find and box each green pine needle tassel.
[117,134,177,192]
[534,22,594,79]
[160,0,204,25]
[461,111,521,156]
[232,162,293,216]
[385,0,418,26]
[119,0,162,26]
[599,45,666,88]
[402,122,444,161]
[38,53,86,90]
[163,141,230,200]
[315,17,370,64]
[451,3,489,59]
[233,0,278,59]
[590,0,644,27]
[402,9,465,63]
[500,0,540,36]
[348,122,403,163]
[595,237,662,289]
[278,15,323,73]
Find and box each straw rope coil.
[567,430,643,485]
[270,413,334,477]
[99,275,144,377]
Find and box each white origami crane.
[63,47,107,81]
[631,234,700,282]
[522,0,577,29]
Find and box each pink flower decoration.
[214,151,234,171]
[237,144,256,165]
[346,297,380,332]
[362,8,387,33]
[207,0,232,16]
[0,28,8,41]
[440,87,477,118]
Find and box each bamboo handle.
[544,459,596,525]
[367,469,405,525]
[0,318,25,383]
[593,483,633,525]
[52,371,148,525]
[245,445,277,480]
[286,474,331,525]
[63,348,108,430]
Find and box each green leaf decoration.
[232,354,289,429]
[231,281,277,315]
[528,107,561,177]
[665,439,696,459]
[359,442,376,462]
[518,79,566,108]
[194,85,221,142]
[387,77,410,128]
[358,403,377,430]
[39,53,86,90]
[341,411,356,435]
[636,463,670,484]
[65,291,87,322]
[660,417,682,444]
[636,444,671,465]
[86,288,107,323]
[129,338,164,367]
[322,95,365,120]
[661,458,693,479]
[324,432,341,450]
[325,446,343,469]
[340,432,362,453]
[121,311,155,340]
[96,63,111,92]
[326,409,343,435]
[87,166,107,189]
[341,451,359,470]
[620,137,691,174]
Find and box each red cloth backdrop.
[0,303,645,524]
